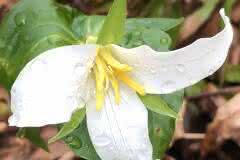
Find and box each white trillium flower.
[9,10,233,160]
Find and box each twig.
[182,133,205,140]
[186,86,240,100]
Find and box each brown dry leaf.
[30,127,71,160]
[202,93,240,157]
[0,137,32,160]
[231,1,240,24]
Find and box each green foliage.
[140,94,178,118]
[72,15,183,50]
[0,0,77,90]
[0,0,184,159]
[49,107,86,144]
[97,0,126,44]
[63,119,101,160]
[147,91,183,159]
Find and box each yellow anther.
[99,47,132,72]
[100,59,120,104]
[93,67,105,110]
[93,45,145,110]
[116,71,146,96]
[109,75,120,104]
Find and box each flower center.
[93,46,145,110]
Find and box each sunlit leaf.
[97,0,126,44]
[49,107,86,144]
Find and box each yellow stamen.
[93,46,145,110]
[116,71,146,96]
[94,57,106,110]
[99,47,132,72]
[100,59,120,104]
[109,74,120,104]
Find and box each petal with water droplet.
[86,84,152,160]
[9,45,97,127]
[111,9,233,94]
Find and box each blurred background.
[0,0,240,159]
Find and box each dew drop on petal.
[161,80,175,92]
[161,66,167,72]
[93,134,111,147]
[150,69,156,74]
[176,64,185,73]
[15,12,27,26]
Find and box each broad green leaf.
[224,65,240,83]
[97,0,126,44]
[125,17,184,32]
[148,111,176,159]
[0,0,77,90]
[147,91,183,159]
[49,107,86,144]
[63,118,101,160]
[72,15,105,40]
[71,14,182,50]
[140,94,178,118]
[17,128,48,151]
[142,29,172,51]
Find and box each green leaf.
[63,118,101,160]
[142,29,172,51]
[72,15,105,40]
[0,0,77,90]
[49,107,86,144]
[147,91,184,159]
[97,0,126,44]
[140,94,178,118]
[148,111,176,159]
[126,17,184,32]
[17,128,49,152]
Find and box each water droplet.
[0,39,5,49]
[48,36,60,45]
[161,80,175,92]
[160,38,168,44]
[208,68,215,74]
[23,35,30,42]
[109,146,114,151]
[134,41,142,46]
[150,69,156,74]
[7,45,12,51]
[14,12,27,26]
[65,136,82,149]
[93,134,111,147]
[161,66,167,72]
[74,64,86,79]
[134,31,141,36]
[176,64,185,73]
[189,78,195,85]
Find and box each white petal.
[111,9,233,94]
[9,45,97,127]
[86,84,152,160]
